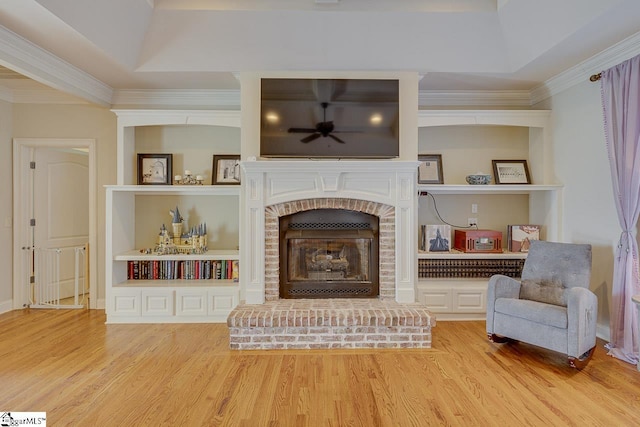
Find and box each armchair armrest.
[566,287,598,358]
[486,274,522,334]
[487,274,521,302]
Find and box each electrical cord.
[419,191,478,229]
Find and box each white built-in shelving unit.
[104,107,562,323]
[415,109,562,319]
[105,110,242,323]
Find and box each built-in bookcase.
[105,110,242,323]
[415,110,562,319]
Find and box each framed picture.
[492,160,531,184]
[212,155,241,185]
[508,224,541,252]
[418,154,444,184]
[137,153,172,185]
[424,224,451,252]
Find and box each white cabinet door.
[418,287,452,313]
[208,287,239,321]
[453,288,486,312]
[109,290,141,316]
[142,289,174,316]
[176,289,208,316]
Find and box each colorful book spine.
[127,259,240,281]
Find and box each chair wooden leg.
[488,333,512,343]
[568,346,595,370]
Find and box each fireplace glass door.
[279,209,379,299]
[284,231,376,298]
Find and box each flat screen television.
[260,78,399,158]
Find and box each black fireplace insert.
[279,208,379,298]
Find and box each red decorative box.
[454,230,503,253]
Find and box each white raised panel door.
[34,148,89,300]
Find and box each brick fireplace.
[228,160,435,349]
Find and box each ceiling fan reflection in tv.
[288,102,357,144]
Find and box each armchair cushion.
[495,298,568,329]
[519,278,567,306]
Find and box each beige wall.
[12,103,117,306]
[536,81,619,341]
[0,100,13,309]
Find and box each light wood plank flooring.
[0,308,638,426]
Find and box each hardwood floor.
[1,309,639,426]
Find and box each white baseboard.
[597,323,611,343]
[0,299,13,314]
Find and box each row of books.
[418,258,525,279]
[127,259,239,281]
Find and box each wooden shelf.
[114,249,239,261]
[105,185,240,196]
[418,250,528,260]
[113,279,238,288]
[418,184,562,195]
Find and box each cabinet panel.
[453,289,486,312]
[176,289,208,316]
[142,290,174,316]
[208,288,239,317]
[111,291,141,316]
[417,286,452,312]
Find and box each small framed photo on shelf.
[423,224,451,252]
[418,154,444,184]
[212,155,241,185]
[137,153,173,185]
[492,160,531,184]
[507,224,541,252]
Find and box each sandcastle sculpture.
[154,206,208,255]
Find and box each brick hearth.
[228,299,434,349]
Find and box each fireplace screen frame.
[279,209,379,299]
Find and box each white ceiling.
[0,0,640,106]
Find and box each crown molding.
[419,90,531,107]
[111,89,241,108]
[0,25,113,106]
[112,88,530,109]
[531,31,640,105]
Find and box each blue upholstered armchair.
[486,240,597,368]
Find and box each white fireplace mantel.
[240,160,419,304]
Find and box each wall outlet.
[471,203,478,214]
[468,218,478,227]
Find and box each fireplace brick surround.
[229,160,435,349]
